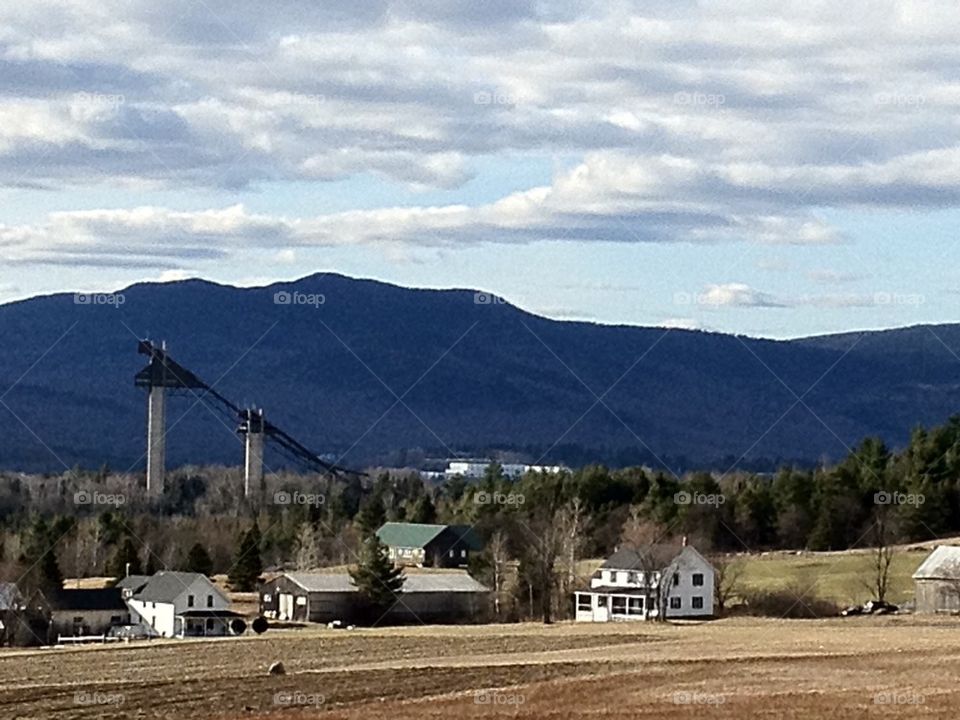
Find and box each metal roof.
[376,522,448,548]
[376,522,483,551]
[283,571,489,594]
[51,588,127,611]
[601,545,713,572]
[913,545,960,580]
[132,571,227,604]
[115,575,151,591]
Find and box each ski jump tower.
[135,340,206,494]
[239,408,265,496]
[135,339,359,497]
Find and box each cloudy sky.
[1,0,958,337]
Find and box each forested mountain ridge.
[1,273,959,472]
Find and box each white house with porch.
[575,544,715,622]
[125,571,239,638]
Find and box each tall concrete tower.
[135,340,206,496]
[146,383,167,494]
[241,408,265,498]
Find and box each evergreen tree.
[409,493,437,524]
[20,516,63,595]
[144,549,161,576]
[349,536,405,620]
[109,537,143,579]
[356,493,386,538]
[184,542,214,576]
[229,522,263,591]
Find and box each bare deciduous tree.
[619,513,679,622]
[488,530,509,619]
[710,554,745,616]
[865,509,896,603]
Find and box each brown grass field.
[1,617,958,719]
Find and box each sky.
[1,0,959,338]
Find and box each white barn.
[575,545,715,622]
[125,571,236,638]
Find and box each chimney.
[681,535,688,547]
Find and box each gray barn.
[913,545,960,613]
[260,572,490,624]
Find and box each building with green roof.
[376,522,483,568]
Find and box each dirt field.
[1,617,958,719]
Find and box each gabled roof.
[601,548,646,570]
[132,571,225,604]
[50,588,127,612]
[376,522,483,551]
[913,545,960,580]
[115,575,150,592]
[376,522,447,548]
[280,571,490,594]
[601,545,714,573]
[0,582,22,611]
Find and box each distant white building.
[575,544,715,622]
[444,459,566,480]
[125,571,238,638]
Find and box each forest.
[3,415,960,620]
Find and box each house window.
[605,570,615,583]
[692,596,704,609]
[461,549,467,558]
[73,616,84,624]
[628,572,638,584]
[577,595,592,612]
[672,573,679,587]
[207,595,214,608]
[187,595,194,608]
[612,597,628,615]
[449,549,455,557]
[670,597,682,609]
[628,597,644,615]
[263,594,272,602]
[110,615,122,624]
[692,573,704,587]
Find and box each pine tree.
[409,494,437,524]
[20,517,63,595]
[184,542,214,576]
[109,537,143,579]
[356,493,386,538]
[349,536,405,621]
[229,522,263,591]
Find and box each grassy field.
[580,541,946,608]
[735,547,930,606]
[1,617,959,718]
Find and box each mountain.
[1,273,959,474]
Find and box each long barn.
[259,572,490,624]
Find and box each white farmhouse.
[575,543,715,622]
[125,571,237,638]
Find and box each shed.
[913,545,960,613]
[259,571,490,624]
[49,588,130,638]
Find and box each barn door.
[279,593,294,620]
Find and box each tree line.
[2,416,960,620]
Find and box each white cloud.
[699,283,786,309]
[1,1,960,266]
